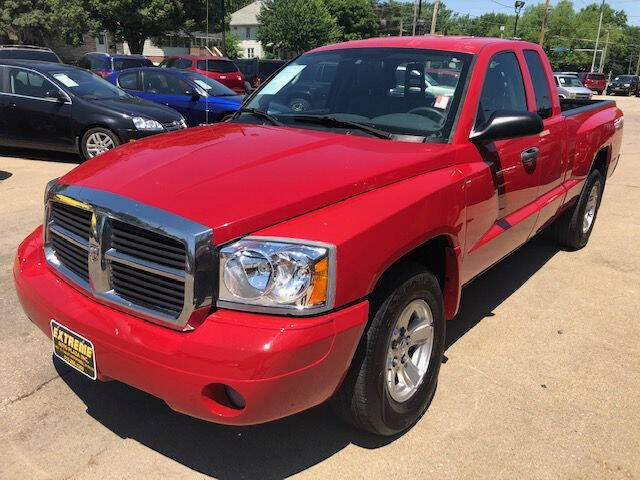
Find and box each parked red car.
[578,72,607,94]
[15,36,623,436]
[159,55,246,94]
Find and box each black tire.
[331,263,445,436]
[80,127,120,161]
[550,169,604,250]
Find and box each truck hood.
[60,123,456,244]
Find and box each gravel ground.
[0,95,638,480]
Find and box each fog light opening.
[224,385,246,410]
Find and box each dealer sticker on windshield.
[51,320,96,380]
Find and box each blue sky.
[400,0,640,26]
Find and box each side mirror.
[470,110,543,143]
[46,89,67,103]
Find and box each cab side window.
[476,51,527,128]
[119,72,140,90]
[524,50,553,119]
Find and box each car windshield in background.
[614,75,635,82]
[244,48,471,142]
[51,69,129,100]
[113,58,153,71]
[558,76,583,87]
[188,74,237,96]
[0,49,59,62]
[197,60,238,73]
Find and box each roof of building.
[230,1,263,26]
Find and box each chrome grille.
[44,185,214,331]
[50,231,89,280]
[51,202,92,240]
[111,220,186,269]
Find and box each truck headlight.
[132,116,163,131]
[217,238,335,314]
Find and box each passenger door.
[1,67,73,150]
[140,71,200,123]
[523,49,566,234]
[464,51,542,277]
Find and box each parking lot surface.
[1,96,639,480]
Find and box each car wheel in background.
[331,262,445,436]
[289,98,311,112]
[81,127,120,160]
[550,169,604,250]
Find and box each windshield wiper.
[234,108,283,126]
[293,115,392,140]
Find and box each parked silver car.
[553,74,593,99]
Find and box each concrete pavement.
[0,96,638,479]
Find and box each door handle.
[521,147,539,165]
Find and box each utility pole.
[412,0,418,35]
[399,18,404,36]
[590,0,605,73]
[599,30,609,73]
[514,1,525,38]
[628,55,632,74]
[636,54,640,76]
[539,0,551,46]
[220,0,226,57]
[430,0,440,35]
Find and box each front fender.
[253,167,467,310]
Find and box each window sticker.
[259,65,307,95]
[193,79,212,90]
[53,73,79,87]
[434,96,450,109]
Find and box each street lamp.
[514,1,525,38]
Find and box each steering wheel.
[407,107,446,123]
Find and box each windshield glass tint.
[614,75,634,82]
[188,73,236,96]
[245,48,471,141]
[558,76,583,87]
[113,58,153,70]
[197,60,237,73]
[52,69,128,99]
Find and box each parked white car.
[554,74,593,99]
[391,65,456,98]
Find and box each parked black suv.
[0,60,186,159]
[234,58,286,91]
[606,74,640,96]
[0,45,61,63]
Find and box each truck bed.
[560,98,615,116]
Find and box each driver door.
[2,67,73,150]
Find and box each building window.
[97,35,105,45]
[245,27,251,39]
[247,48,254,58]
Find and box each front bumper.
[14,227,368,425]
[607,86,631,94]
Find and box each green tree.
[224,32,242,59]
[325,0,378,40]
[257,0,340,56]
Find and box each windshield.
[0,49,59,62]
[558,76,583,87]
[197,60,238,73]
[243,48,471,142]
[614,75,634,82]
[51,69,129,100]
[188,73,237,96]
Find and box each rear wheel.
[331,263,445,436]
[80,127,120,160]
[550,169,604,250]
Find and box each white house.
[230,1,264,59]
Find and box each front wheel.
[80,127,120,160]
[332,263,445,436]
[550,169,604,250]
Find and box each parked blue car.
[79,53,153,77]
[106,67,244,127]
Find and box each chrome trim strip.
[49,224,90,250]
[44,184,214,330]
[216,236,336,316]
[105,248,186,281]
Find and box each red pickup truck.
[14,37,623,436]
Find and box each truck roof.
[310,35,533,55]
